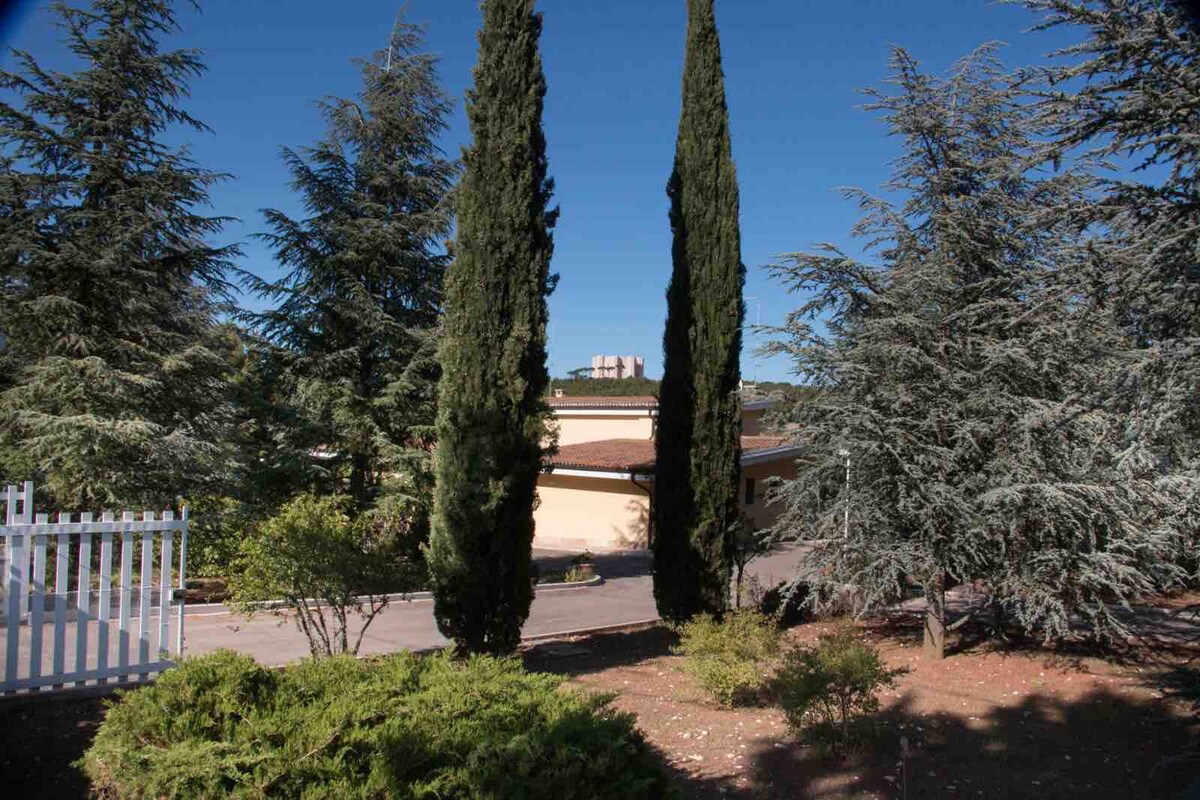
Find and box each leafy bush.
[674,611,781,706]
[361,479,433,579]
[81,650,677,799]
[230,494,422,657]
[184,495,256,578]
[774,627,903,755]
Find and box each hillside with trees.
[549,376,660,396]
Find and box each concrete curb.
[534,574,605,593]
[521,617,662,644]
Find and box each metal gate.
[1,482,189,694]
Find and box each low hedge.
[81,650,676,799]
[674,611,782,707]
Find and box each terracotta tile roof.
[548,436,793,473]
[548,395,658,409]
[550,439,657,471]
[742,435,791,451]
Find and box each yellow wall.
[739,458,798,530]
[534,474,651,551]
[552,413,654,446]
[551,406,765,445]
[533,456,797,552]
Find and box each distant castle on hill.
[590,354,644,380]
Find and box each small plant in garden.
[230,494,419,657]
[80,650,677,799]
[732,519,775,608]
[183,495,252,579]
[674,610,781,706]
[569,550,596,579]
[774,627,904,755]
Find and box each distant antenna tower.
[745,295,762,383]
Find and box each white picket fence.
[0,482,189,694]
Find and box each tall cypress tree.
[0,0,237,508]
[653,0,745,622]
[243,19,456,516]
[427,0,556,654]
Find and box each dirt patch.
[524,620,1200,799]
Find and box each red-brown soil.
[524,619,1200,799]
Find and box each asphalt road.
[180,545,809,665]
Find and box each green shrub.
[774,627,903,755]
[230,494,422,657]
[81,650,677,799]
[674,610,781,706]
[184,495,256,578]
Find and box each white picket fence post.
[0,483,189,694]
[3,482,32,685]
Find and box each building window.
[744,477,756,506]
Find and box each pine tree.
[427,0,557,654]
[243,19,456,517]
[0,0,237,508]
[1168,0,1200,32]
[653,0,745,622]
[764,47,1183,658]
[1022,0,1200,530]
[223,336,317,510]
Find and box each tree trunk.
[349,451,369,510]
[923,572,945,660]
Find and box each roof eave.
[739,445,802,466]
[543,466,656,481]
[544,445,800,476]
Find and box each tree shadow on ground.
[864,608,1157,668]
[674,687,1199,800]
[0,693,105,799]
[523,624,678,676]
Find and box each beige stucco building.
[534,396,799,551]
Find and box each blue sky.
[1,0,1076,381]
